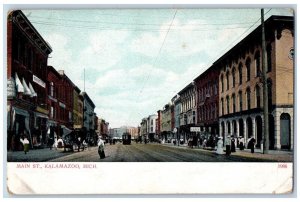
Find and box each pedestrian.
[20,136,30,154]
[239,136,244,150]
[249,136,256,153]
[98,136,105,159]
[77,136,81,152]
[231,136,236,152]
[216,137,224,155]
[225,135,231,156]
[53,137,58,150]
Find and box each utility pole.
[261,9,269,154]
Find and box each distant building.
[161,103,172,141]
[73,86,84,130]
[80,91,96,144]
[178,82,196,143]
[194,65,219,138]
[147,114,158,142]
[57,70,75,138]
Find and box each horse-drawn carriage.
[63,129,87,152]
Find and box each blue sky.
[22,8,293,128]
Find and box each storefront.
[9,107,32,151]
[33,111,49,147]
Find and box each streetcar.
[122,133,131,145]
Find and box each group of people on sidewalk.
[224,135,256,156]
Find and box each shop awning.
[13,107,29,117]
[48,120,57,126]
[35,112,48,119]
[15,73,24,93]
[29,82,37,97]
[22,78,32,96]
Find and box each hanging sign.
[7,78,16,99]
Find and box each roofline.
[213,15,294,66]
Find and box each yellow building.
[73,86,83,129]
[217,15,294,150]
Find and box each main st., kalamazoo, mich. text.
[16,163,97,169]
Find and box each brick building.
[7,10,52,150]
[217,15,294,150]
[194,65,219,137]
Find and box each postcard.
[5,7,294,195]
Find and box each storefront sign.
[190,127,201,132]
[7,78,16,99]
[36,106,49,115]
[33,75,46,88]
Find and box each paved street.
[7,142,293,162]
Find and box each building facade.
[47,66,62,141]
[126,126,139,139]
[73,86,83,130]
[178,82,196,143]
[217,15,294,150]
[57,70,74,135]
[194,65,219,137]
[147,114,158,142]
[7,10,52,150]
[80,92,96,144]
[140,117,148,140]
[161,103,172,141]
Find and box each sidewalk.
[160,142,293,162]
[7,148,73,162]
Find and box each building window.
[267,44,272,72]
[221,98,224,116]
[232,94,236,113]
[246,58,251,81]
[214,81,218,95]
[226,96,230,114]
[256,85,261,108]
[226,71,230,90]
[193,111,196,123]
[239,91,243,112]
[239,63,243,85]
[246,88,251,110]
[232,67,236,87]
[50,106,54,119]
[50,82,54,97]
[255,51,261,77]
[221,75,224,92]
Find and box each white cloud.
[87,62,207,128]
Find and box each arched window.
[232,67,236,87]
[221,74,224,92]
[246,88,251,110]
[256,85,261,108]
[239,63,243,85]
[221,98,224,115]
[226,71,230,90]
[255,51,261,77]
[239,91,243,112]
[246,58,251,81]
[226,95,230,114]
[232,93,236,113]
